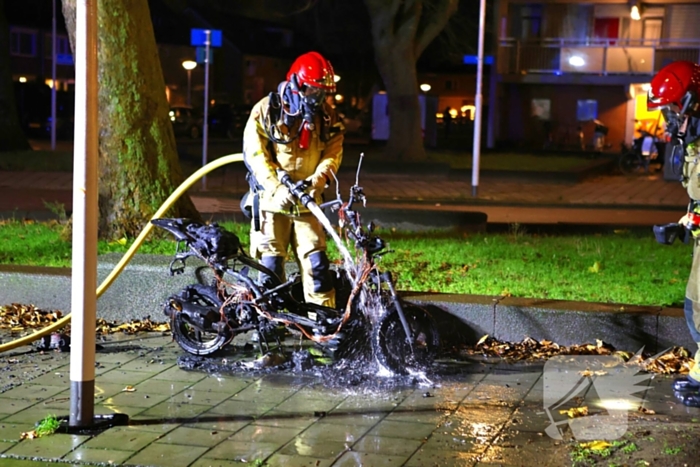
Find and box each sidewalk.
[1,330,698,467]
[0,163,690,226]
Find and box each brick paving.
[1,166,688,217]
[1,332,697,467]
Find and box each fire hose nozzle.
[277,170,313,207]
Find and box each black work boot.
[259,256,285,287]
[672,375,700,392]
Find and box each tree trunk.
[375,42,424,162]
[364,0,458,162]
[62,0,200,240]
[0,0,32,151]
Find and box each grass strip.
[0,219,688,307]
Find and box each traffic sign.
[196,47,213,64]
[463,54,493,65]
[191,29,222,47]
[56,54,74,65]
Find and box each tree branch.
[415,0,458,57]
[364,0,403,45]
[393,0,421,44]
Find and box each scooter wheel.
[373,303,440,375]
[169,284,234,356]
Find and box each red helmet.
[648,60,700,116]
[287,52,336,93]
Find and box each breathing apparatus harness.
[243,74,339,231]
[262,74,333,149]
[654,115,700,245]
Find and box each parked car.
[204,103,251,140]
[169,105,201,139]
[336,105,368,136]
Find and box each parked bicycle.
[618,130,664,174]
[152,155,440,374]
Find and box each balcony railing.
[498,38,700,75]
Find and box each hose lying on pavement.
[0,153,244,354]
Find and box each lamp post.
[51,0,56,150]
[182,60,197,106]
[472,0,486,198]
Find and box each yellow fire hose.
[0,153,244,354]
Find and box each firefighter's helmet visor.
[302,85,326,108]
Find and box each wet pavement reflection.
[1,331,699,466]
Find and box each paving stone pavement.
[0,166,690,226]
[1,332,699,467]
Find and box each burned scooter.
[152,155,440,374]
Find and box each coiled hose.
[0,153,244,353]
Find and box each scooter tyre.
[169,284,234,356]
[373,303,440,375]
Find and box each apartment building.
[495,0,700,150]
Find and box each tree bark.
[0,0,32,151]
[364,0,457,162]
[62,0,200,240]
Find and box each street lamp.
[630,2,642,21]
[420,83,431,92]
[182,60,197,106]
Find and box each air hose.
[0,153,244,354]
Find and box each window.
[44,34,71,57]
[519,5,542,39]
[531,99,551,120]
[245,59,257,76]
[643,18,663,43]
[593,18,619,41]
[576,100,598,121]
[10,28,37,57]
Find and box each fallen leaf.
[476,334,489,346]
[588,261,601,273]
[579,440,611,451]
[123,386,136,392]
[20,430,38,440]
[637,406,655,415]
[559,406,588,418]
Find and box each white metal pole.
[187,68,192,106]
[487,0,500,149]
[69,0,99,427]
[51,0,57,150]
[472,0,487,197]
[202,30,210,190]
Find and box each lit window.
[576,100,598,121]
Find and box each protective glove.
[305,172,329,196]
[268,184,295,212]
[679,213,691,229]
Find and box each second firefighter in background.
[243,51,344,308]
[647,60,700,406]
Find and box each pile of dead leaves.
[95,318,169,335]
[0,303,63,332]
[1,303,169,336]
[462,335,694,375]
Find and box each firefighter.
[647,60,700,406]
[242,51,344,308]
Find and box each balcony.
[498,38,700,76]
